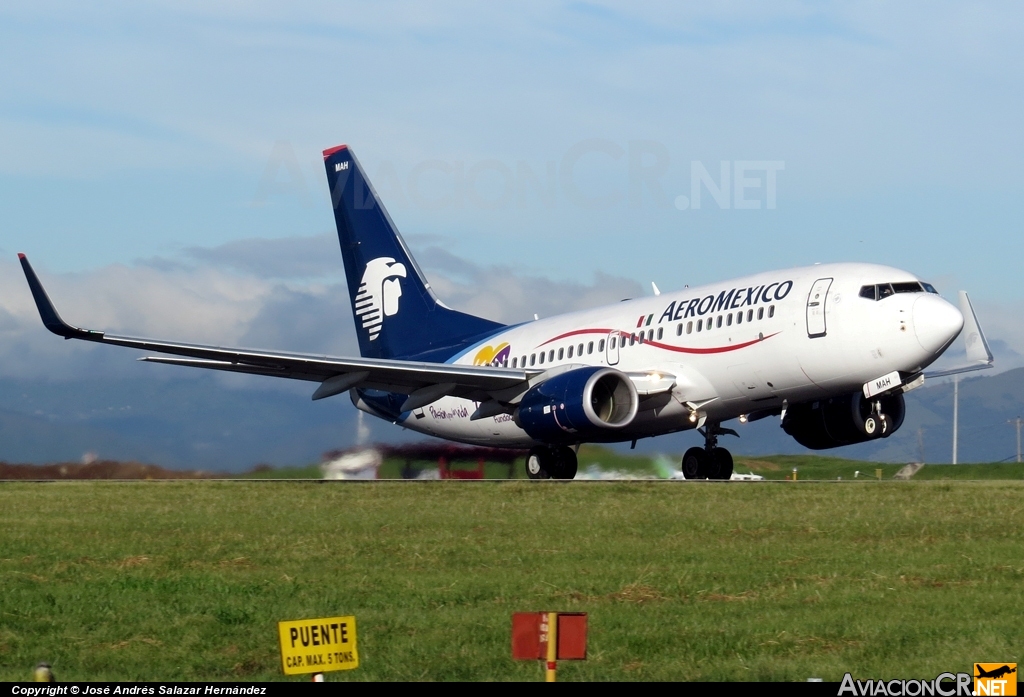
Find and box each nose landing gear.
[863,401,891,439]
[681,423,736,480]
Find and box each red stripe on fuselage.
[646,333,779,354]
[537,328,780,354]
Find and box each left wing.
[18,254,538,408]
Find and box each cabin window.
[696,319,702,332]
[529,354,535,366]
[567,345,574,358]
[548,350,554,362]
[757,308,764,320]
[716,316,723,328]
[539,352,545,364]
[686,321,693,334]
[587,341,594,354]
[557,348,564,361]
[657,327,663,340]
[599,339,606,352]
[676,323,682,336]
[511,357,517,368]
[610,337,616,349]
[727,314,733,327]
[747,309,753,322]
[648,329,654,341]
[768,305,775,318]
[578,343,584,356]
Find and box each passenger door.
[806,278,833,338]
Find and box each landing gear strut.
[681,423,736,480]
[863,400,890,439]
[525,445,578,480]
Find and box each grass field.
[1,480,1022,681]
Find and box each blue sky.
[2,2,1024,372]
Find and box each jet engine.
[516,367,639,443]
[782,391,905,450]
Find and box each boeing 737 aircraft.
[17,144,994,479]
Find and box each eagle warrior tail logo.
[354,257,407,340]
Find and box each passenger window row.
[859,281,938,300]
[503,305,779,368]
[510,339,603,369]
[674,305,775,335]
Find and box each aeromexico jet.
[18,144,994,480]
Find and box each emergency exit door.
[606,331,621,365]
[806,277,833,338]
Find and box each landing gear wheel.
[711,448,733,480]
[879,413,891,437]
[682,447,708,479]
[525,446,578,480]
[550,446,578,480]
[863,415,879,437]
[526,447,551,480]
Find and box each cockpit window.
[892,282,923,293]
[859,281,936,301]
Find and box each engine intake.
[517,367,639,443]
[782,391,905,450]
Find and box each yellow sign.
[974,664,1017,696]
[277,616,358,675]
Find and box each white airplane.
[17,144,994,480]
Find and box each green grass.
[1,481,1021,681]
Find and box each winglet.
[958,291,993,366]
[924,290,994,379]
[17,254,93,339]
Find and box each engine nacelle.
[782,391,905,450]
[516,367,639,443]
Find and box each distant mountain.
[1,366,1020,470]
[0,366,426,471]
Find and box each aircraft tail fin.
[322,145,503,360]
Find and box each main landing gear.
[525,445,578,480]
[681,423,736,480]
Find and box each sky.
[2,1,1024,386]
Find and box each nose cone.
[913,294,964,355]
